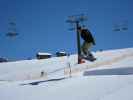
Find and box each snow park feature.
[0,48,133,100]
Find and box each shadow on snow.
[83,67,133,76]
[21,77,66,86]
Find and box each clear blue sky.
[0,0,133,60]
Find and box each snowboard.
[81,53,96,62]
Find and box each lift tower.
[66,14,87,64]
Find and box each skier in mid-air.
[78,26,96,61]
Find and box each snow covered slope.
[0,48,133,100]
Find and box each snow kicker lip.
[83,67,133,76]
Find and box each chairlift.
[6,20,19,38]
[122,27,128,31]
[113,20,128,32]
[113,28,121,32]
[6,32,19,37]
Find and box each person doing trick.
[78,26,96,61]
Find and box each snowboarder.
[78,27,96,61]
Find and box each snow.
[56,51,66,54]
[37,52,52,56]
[0,48,133,100]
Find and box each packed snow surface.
[0,48,133,100]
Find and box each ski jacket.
[80,29,95,45]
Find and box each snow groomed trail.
[0,48,133,100]
[0,48,133,81]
